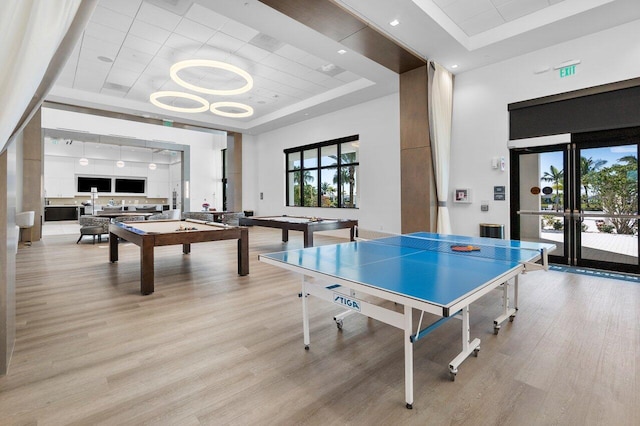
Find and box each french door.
[510,128,640,274]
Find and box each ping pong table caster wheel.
[336,319,343,330]
[493,325,500,335]
[449,368,457,381]
[304,345,309,350]
[509,314,516,322]
[406,403,413,409]
[473,347,480,357]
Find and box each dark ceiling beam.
[258,0,426,74]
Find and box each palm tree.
[541,165,563,211]
[292,167,315,206]
[618,155,637,166]
[331,152,357,207]
[580,156,607,209]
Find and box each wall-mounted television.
[77,177,111,193]
[115,178,145,194]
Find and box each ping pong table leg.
[449,306,480,380]
[404,305,414,409]
[302,277,311,350]
[493,276,518,334]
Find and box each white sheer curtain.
[0,0,82,151]
[428,61,454,234]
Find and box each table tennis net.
[365,234,542,263]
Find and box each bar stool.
[16,211,35,246]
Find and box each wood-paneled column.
[400,65,436,233]
[22,108,44,242]
[226,133,242,212]
[1,142,17,375]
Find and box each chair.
[167,209,181,220]
[148,212,170,220]
[113,215,146,223]
[77,215,110,244]
[16,211,35,246]
[222,212,245,226]
[182,212,214,222]
[133,206,159,212]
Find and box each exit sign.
[559,65,576,78]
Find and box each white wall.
[243,94,401,234]
[450,19,640,237]
[41,108,226,212]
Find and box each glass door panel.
[577,144,639,269]
[516,148,568,264]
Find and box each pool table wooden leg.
[141,239,154,295]
[183,243,191,254]
[281,229,289,243]
[303,231,313,248]
[238,229,249,276]
[109,232,118,262]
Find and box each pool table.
[109,219,249,295]
[238,215,358,247]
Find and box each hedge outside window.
[285,135,359,208]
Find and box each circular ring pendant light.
[210,102,254,118]
[170,59,253,96]
[149,91,210,113]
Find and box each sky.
[539,144,637,180]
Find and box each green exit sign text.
[559,65,576,78]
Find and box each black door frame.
[510,126,640,274]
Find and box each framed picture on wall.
[454,188,471,203]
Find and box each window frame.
[284,135,359,208]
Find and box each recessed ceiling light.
[97,56,113,63]
[338,49,347,55]
[451,64,459,69]
[390,19,400,27]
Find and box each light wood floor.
[2,227,639,425]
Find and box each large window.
[285,135,359,208]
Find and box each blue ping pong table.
[259,232,555,409]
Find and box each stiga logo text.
[333,293,361,312]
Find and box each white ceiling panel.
[100,0,142,18]
[123,34,163,56]
[84,21,127,46]
[80,35,122,59]
[496,0,552,22]
[205,32,245,54]
[128,20,172,45]
[459,8,505,36]
[112,57,147,74]
[74,72,107,92]
[442,0,495,24]
[273,44,309,62]
[89,5,135,33]
[184,3,228,30]
[218,20,260,43]
[118,47,154,66]
[106,68,141,87]
[174,18,217,43]
[235,44,271,63]
[164,33,203,53]
[137,2,181,31]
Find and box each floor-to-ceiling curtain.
[428,61,453,234]
[0,0,83,152]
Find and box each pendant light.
[148,149,157,170]
[79,141,89,166]
[116,146,125,168]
